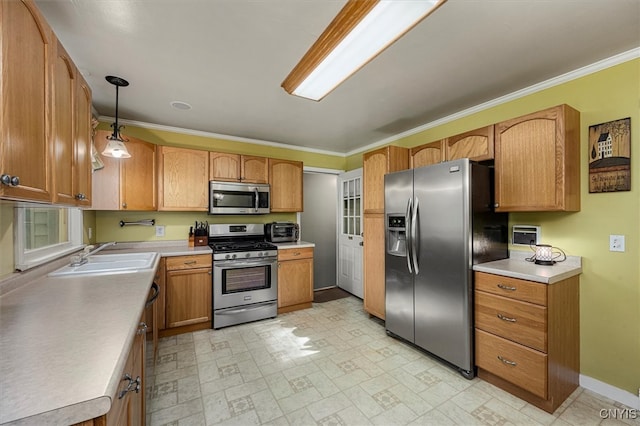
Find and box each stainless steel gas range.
[209,224,278,329]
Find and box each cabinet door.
[363,146,408,214]
[363,213,385,319]
[494,105,580,212]
[269,158,303,212]
[241,155,268,183]
[410,140,444,168]
[52,40,76,205]
[446,125,494,162]
[166,267,212,328]
[121,137,156,210]
[209,152,240,182]
[74,72,92,207]
[278,257,313,308]
[91,130,121,210]
[0,0,53,202]
[158,146,209,211]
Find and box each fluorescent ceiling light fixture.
[282,0,447,101]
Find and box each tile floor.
[145,296,638,426]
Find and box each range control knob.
[262,251,270,257]
[245,253,251,258]
[231,254,237,259]
[225,254,231,260]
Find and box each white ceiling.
[36,0,640,155]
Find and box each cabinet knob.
[1,174,19,186]
[494,203,499,208]
[122,202,127,208]
[75,193,86,200]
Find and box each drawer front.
[475,291,547,352]
[278,247,313,261]
[476,329,547,399]
[475,272,547,305]
[166,254,211,270]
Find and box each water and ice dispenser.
[386,215,407,256]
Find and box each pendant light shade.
[102,75,131,158]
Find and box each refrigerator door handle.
[405,197,413,274]
[412,196,419,275]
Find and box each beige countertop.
[272,241,315,249]
[473,250,582,284]
[0,253,160,425]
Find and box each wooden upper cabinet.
[446,125,494,162]
[410,140,444,168]
[52,40,77,205]
[363,146,408,213]
[0,0,53,202]
[157,146,209,211]
[269,158,303,212]
[92,130,156,210]
[210,152,268,183]
[494,104,580,212]
[74,72,93,207]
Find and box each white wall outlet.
[609,235,625,252]
[155,225,165,237]
[88,227,92,239]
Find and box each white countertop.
[101,240,212,257]
[0,254,160,425]
[272,241,315,249]
[473,250,582,284]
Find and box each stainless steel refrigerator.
[384,158,507,379]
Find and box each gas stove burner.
[211,240,277,253]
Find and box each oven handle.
[214,258,277,268]
[217,302,276,315]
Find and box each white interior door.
[337,169,363,298]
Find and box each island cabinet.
[92,130,157,210]
[474,271,580,413]
[157,146,209,211]
[269,158,304,212]
[362,146,408,320]
[494,104,580,212]
[163,255,212,335]
[277,247,313,313]
[210,152,269,184]
[0,0,54,202]
[409,140,444,168]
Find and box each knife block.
[194,235,208,246]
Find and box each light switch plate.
[156,225,165,237]
[609,235,625,252]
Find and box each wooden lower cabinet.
[363,213,385,319]
[74,318,146,426]
[164,255,212,330]
[474,272,579,413]
[277,247,313,313]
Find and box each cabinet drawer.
[278,247,313,261]
[166,254,211,271]
[475,291,547,352]
[475,272,547,306]
[476,329,547,399]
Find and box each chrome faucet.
[70,242,117,266]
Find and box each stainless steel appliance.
[209,224,278,328]
[264,222,299,242]
[384,158,507,379]
[209,181,270,214]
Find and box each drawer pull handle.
[497,313,517,323]
[183,260,197,265]
[293,252,300,256]
[497,284,516,291]
[497,355,517,367]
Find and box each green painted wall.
[348,59,640,395]
[0,202,14,279]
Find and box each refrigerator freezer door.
[384,169,415,342]
[413,159,474,373]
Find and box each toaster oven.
[264,222,299,242]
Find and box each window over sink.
[14,205,83,271]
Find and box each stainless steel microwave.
[209,181,270,214]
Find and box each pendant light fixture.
[101,75,131,158]
[282,0,447,101]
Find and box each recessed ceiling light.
[170,100,192,110]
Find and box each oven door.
[213,257,278,310]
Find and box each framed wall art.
[588,117,631,193]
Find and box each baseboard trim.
[580,375,640,409]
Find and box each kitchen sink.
[49,252,158,277]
